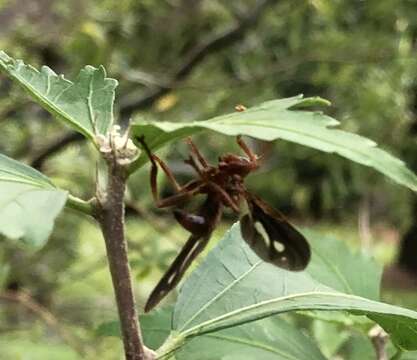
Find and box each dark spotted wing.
[240,193,310,271]
[145,197,223,312]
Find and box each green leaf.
[96,307,172,351]
[402,351,417,360]
[342,334,376,360]
[0,51,118,140]
[305,231,382,300]
[296,231,381,326]
[100,307,326,360]
[171,316,326,360]
[0,154,67,246]
[131,95,417,192]
[172,224,417,351]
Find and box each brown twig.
[95,142,155,359]
[95,165,144,359]
[0,291,87,357]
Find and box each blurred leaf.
[0,51,118,140]
[136,266,152,280]
[0,153,67,246]
[342,334,375,360]
[155,93,179,112]
[131,95,417,192]
[79,21,107,46]
[312,320,350,358]
[172,224,417,351]
[401,351,417,360]
[0,260,9,288]
[96,307,172,350]
[0,337,80,360]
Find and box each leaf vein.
[178,261,262,331]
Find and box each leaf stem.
[66,194,94,216]
[156,333,186,360]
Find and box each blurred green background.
[0,0,417,359]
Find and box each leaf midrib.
[7,67,92,138]
[181,291,416,337]
[0,168,52,187]
[151,120,409,175]
[310,248,354,295]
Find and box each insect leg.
[138,136,191,204]
[153,189,197,208]
[237,135,258,164]
[184,153,205,177]
[186,137,210,168]
[137,136,162,202]
[152,154,182,192]
[208,182,240,213]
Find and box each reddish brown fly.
[138,126,310,312]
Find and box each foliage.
[1,1,417,358]
[0,51,118,140]
[132,95,417,192]
[99,225,417,358]
[0,153,67,246]
[1,49,417,359]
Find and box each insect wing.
[145,232,211,312]
[145,198,222,312]
[241,194,310,271]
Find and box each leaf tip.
[291,96,332,110]
[0,50,10,63]
[40,65,57,77]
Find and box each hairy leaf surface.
[0,51,117,140]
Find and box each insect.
[138,133,310,312]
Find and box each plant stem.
[369,325,388,360]
[96,159,153,360]
[156,332,186,360]
[66,193,94,216]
